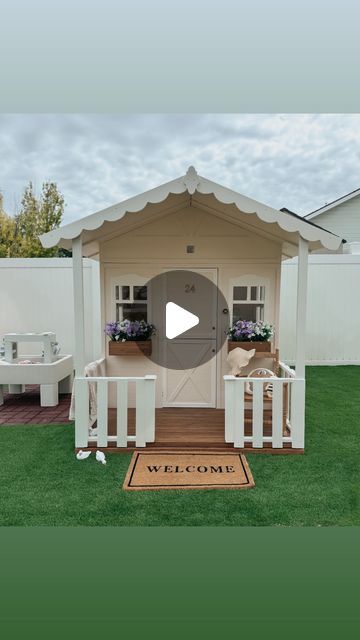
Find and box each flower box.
[226,320,274,351]
[108,341,152,356]
[105,320,155,352]
[227,341,272,353]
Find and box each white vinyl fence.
[0,258,101,364]
[279,254,360,364]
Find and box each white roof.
[40,166,342,252]
[306,188,360,220]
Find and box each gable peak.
[183,165,200,194]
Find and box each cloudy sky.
[1,114,359,224]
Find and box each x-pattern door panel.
[163,340,216,406]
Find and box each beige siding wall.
[100,205,281,262]
[310,195,360,242]
[100,206,282,408]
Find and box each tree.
[12,181,65,257]
[0,209,16,257]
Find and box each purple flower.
[105,319,156,341]
[226,319,274,342]
[105,321,120,339]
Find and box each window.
[232,285,265,322]
[115,284,148,322]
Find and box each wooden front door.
[162,269,217,407]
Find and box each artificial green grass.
[0,366,359,526]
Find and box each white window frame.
[110,275,150,323]
[229,275,269,324]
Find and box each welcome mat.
[123,451,255,491]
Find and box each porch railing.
[74,375,156,448]
[224,362,305,449]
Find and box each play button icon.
[165,302,199,339]
[139,270,228,370]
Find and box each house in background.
[39,167,342,453]
[305,187,360,250]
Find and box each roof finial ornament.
[184,165,200,195]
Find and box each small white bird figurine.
[96,450,106,465]
[76,450,92,460]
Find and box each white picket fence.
[74,365,304,450]
[74,374,156,448]
[224,362,305,449]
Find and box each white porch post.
[72,235,86,376]
[91,257,103,361]
[295,236,309,379]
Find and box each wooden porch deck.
[88,407,300,454]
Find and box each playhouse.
[40,167,342,452]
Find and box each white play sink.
[0,354,74,407]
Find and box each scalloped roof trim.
[40,170,342,251]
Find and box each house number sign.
[185,284,195,293]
